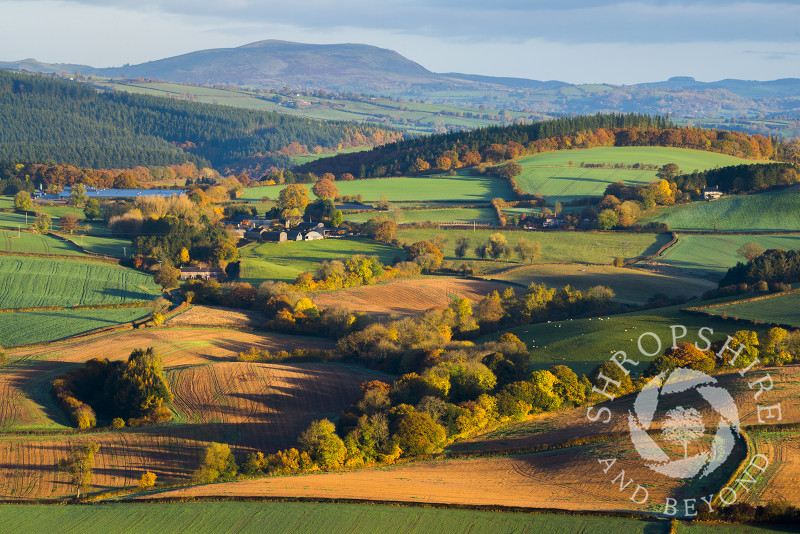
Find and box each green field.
[241,173,512,202]
[0,307,150,347]
[702,291,800,327]
[344,207,497,224]
[513,147,755,202]
[0,256,159,309]
[482,302,767,375]
[0,229,88,256]
[492,264,715,304]
[395,229,670,272]
[650,234,800,280]
[0,502,666,534]
[240,237,404,284]
[643,189,800,232]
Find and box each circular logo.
[628,367,741,479]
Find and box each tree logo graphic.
[628,367,741,479]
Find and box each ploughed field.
[0,327,383,500]
[312,278,516,317]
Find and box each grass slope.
[241,173,512,202]
[649,234,800,280]
[396,229,670,272]
[344,207,497,224]
[0,256,159,309]
[643,189,800,232]
[703,291,800,327]
[492,264,715,304]
[0,502,661,534]
[481,302,768,375]
[0,229,87,256]
[0,307,150,347]
[239,237,404,284]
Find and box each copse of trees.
[673,162,798,195]
[720,249,800,287]
[52,347,173,428]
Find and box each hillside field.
[0,502,664,534]
[642,233,800,280]
[395,228,671,270]
[0,229,86,256]
[240,173,512,202]
[0,255,159,309]
[239,237,404,284]
[700,291,800,327]
[513,147,754,201]
[491,264,715,304]
[642,188,800,232]
[344,207,497,224]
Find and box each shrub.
[193,442,237,483]
[138,471,157,489]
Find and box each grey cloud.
[12,0,800,44]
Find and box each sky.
[0,0,798,85]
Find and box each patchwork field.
[313,278,515,316]
[0,307,150,347]
[344,207,497,224]
[641,233,800,280]
[240,173,512,203]
[490,264,715,304]
[642,188,800,232]
[513,147,753,201]
[395,228,670,270]
[0,502,665,534]
[0,229,86,256]
[0,256,159,309]
[743,430,800,507]
[699,291,800,327]
[239,237,403,284]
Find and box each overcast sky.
[1,0,798,84]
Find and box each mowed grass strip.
[642,188,800,232]
[703,291,800,327]
[492,264,715,304]
[0,256,159,309]
[239,237,404,284]
[649,233,800,280]
[0,307,150,347]
[0,502,661,534]
[241,173,512,202]
[396,228,670,270]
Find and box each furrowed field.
[513,147,754,200]
[491,264,715,304]
[0,502,665,534]
[240,173,512,202]
[642,188,800,232]
[239,237,403,284]
[641,233,800,280]
[0,256,159,309]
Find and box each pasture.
[313,278,515,317]
[0,307,150,348]
[643,233,800,280]
[395,228,670,270]
[239,237,403,284]
[491,264,715,304]
[240,173,512,203]
[0,502,663,534]
[0,229,86,256]
[642,188,800,232]
[700,291,800,327]
[0,256,159,309]
[518,146,753,170]
[344,207,497,224]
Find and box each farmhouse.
[179,266,225,281]
[702,186,723,200]
[543,216,565,228]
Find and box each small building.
[286,230,303,241]
[702,186,723,200]
[542,216,565,228]
[303,230,324,241]
[244,226,266,240]
[261,230,288,242]
[180,267,225,281]
[295,221,325,233]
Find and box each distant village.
[232,217,351,242]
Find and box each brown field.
[166,305,268,330]
[743,430,800,506]
[0,362,384,499]
[142,438,686,514]
[313,278,515,317]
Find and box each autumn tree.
[312,178,340,200]
[597,209,620,230]
[155,265,180,290]
[454,236,470,259]
[407,241,444,270]
[194,442,237,483]
[34,213,51,233]
[299,419,346,469]
[737,242,766,262]
[13,190,32,212]
[363,216,396,243]
[83,198,100,221]
[486,233,510,260]
[69,183,88,208]
[514,238,541,264]
[59,214,80,234]
[56,441,100,499]
[138,471,157,489]
[278,184,310,212]
[409,158,431,173]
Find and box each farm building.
[702,186,723,200]
[179,267,225,281]
[303,230,324,241]
[542,216,565,228]
[261,231,288,242]
[286,230,304,241]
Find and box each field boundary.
[50,232,122,262]
[625,232,678,267]
[0,301,151,314]
[683,288,800,329]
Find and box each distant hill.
[3,41,800,136]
